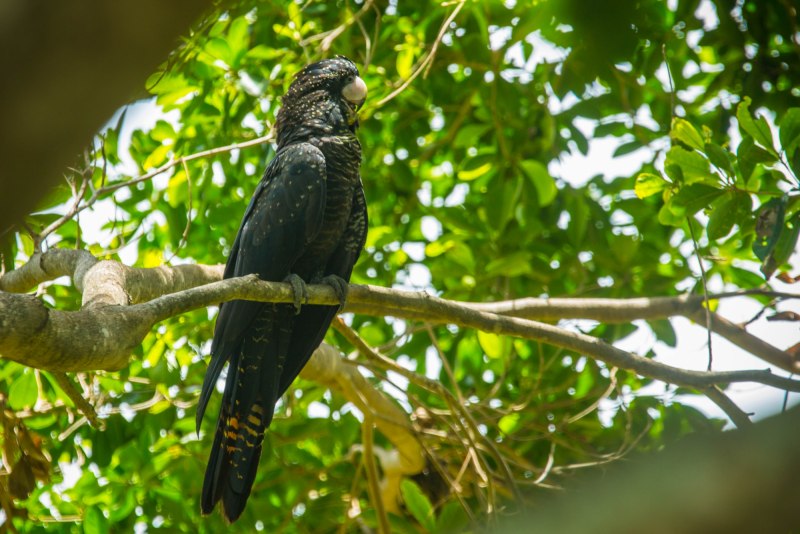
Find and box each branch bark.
[299,343,426,513]
[1,249,796,392]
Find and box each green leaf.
[665,146,712,184]
[648,319,677,347]
[227,16,250,66]
[520,160,557,207]
[779,108,800,154]
[457,155,493,181]
[396,47,415,79]
[753,197,787,261]
[707,190,751,240]
[245,44,282,60]
[761,212,800,279]
[8,370,37,410]
[485,251,533,277]
[613,140,642,157]
[706,196,735,240]
[737,135,775,183]
[434,501,469,534]
[143,144,171,170]
[498,413,521,434]
[729,266,766,288]
[485,175,521,232]
[634,172,668,198]
[83,506,109,534]
[704,143,734,178]
[671,118,704,150]
[668,184,724,217]
[151,120,176,142]
[565,193,589,246]
[453,124,491,148]
[205,37,232,66]
[574,368,595,397]
[401,479,435,531]
[477,331,512,360]
[737,96,775,151]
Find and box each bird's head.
[276,56,367,144]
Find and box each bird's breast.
[293,136,361,279]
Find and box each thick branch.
[0,250,796,389]
[300,343,425,511]
[300,344,425,477]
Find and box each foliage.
[2,0,799,532]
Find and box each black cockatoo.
[196,56,368,522]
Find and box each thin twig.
[362,416,390,534]
[687,217,714,370]
[165,159,194,263]
[701,386,752,428]
[51,372,101,428]
[376,1,465,107]
[533,442,557,485]
[566,367,619,424]
[424,324,524,508]
[299,0,375,51]
[37,174,90,247]
[36,132,274,242]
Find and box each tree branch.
[299,343,426,513]
[467,294,797,372]
[1,250,796,402]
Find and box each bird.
[195,56,368,523]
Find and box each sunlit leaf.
[8,370,37,410]
[671,118,704,151]
[498,413,521,434]
[477,331,511,360]
[205,37,232,66]
[457,156,493,181]
[396,47,415,79]
[635,172,667,198]
[83,506,109,534]
[227,16,250,66]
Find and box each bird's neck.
[275,95,356,147]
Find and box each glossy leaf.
[401,479,435,532]
[737,97,775,151]
[635,172,668,198]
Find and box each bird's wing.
[277,181,368,398]
[196,142,327,432]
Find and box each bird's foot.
[284,273,309,315]
[320,274,349,313]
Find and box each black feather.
[197,56,368,522]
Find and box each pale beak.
[343,76,368,108]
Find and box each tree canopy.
[2,0,799,532]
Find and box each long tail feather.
[200,306,288,522]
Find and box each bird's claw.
[284,273,309,315]
[320,274,349,313]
